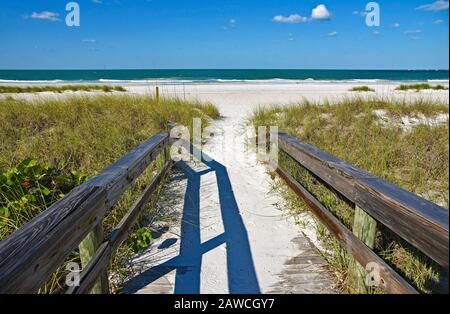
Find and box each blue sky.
[0,0,448,69]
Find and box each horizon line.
[0,68,449,71]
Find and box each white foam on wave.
[427,79,449,83]
[0,79,64,83]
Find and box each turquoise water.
[0,69,448,82]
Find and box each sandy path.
[124,117,338,294]
[123,84,350,294]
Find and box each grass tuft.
[0,85,126,94]
[350,86,375,92]
[395,83,448,92]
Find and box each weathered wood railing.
[0,133,172,294]
[275,131,449,294]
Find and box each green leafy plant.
[127,228,153,253]
[0,158,89,240]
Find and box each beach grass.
[193,102,221,119]
[0,85,126,94]
[350,86,375,92]
[395,83,448,92]
[0,94,219,293]
[250,98,449,294]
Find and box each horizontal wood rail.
[276,131,449,294]
[0,133,171,294]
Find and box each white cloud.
[393,23,401,27]
[272,14,308,24]
[404,29,422,34]
[273,4,331,24]
[326,31,338,37]
[352,10,368,16]
[28,11,60,22]
[373,30,381,35]
[416,0,449,11]
[223,19,237,30]
[92,0,103,3]
[433,19,445,24]
[311,4,331,20]
[82,39,97,43]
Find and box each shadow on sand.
[124,147,260,294]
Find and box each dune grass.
[350,86,375,92]
[0,85,126,94]
[395,83,448,92]
[250,98,449,294]
[0,94,219,293]
[193,102,221,119]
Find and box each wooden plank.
[278,132,449,267]
[108,161,172,252]
[68,242,112,294]
[68,161,172,294]
[78,223,109,294]
[84,133,168,208]
[0,186,106,294]
[348,206,378,294]
[276,165,418,294]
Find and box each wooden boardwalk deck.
[123,115,339,294]
[124,162,338,294]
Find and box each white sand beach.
[3,80,448,110]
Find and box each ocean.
[0,69,448,83]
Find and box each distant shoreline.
[0,69,448,83]
[1,79,449,86]
[2,79,448,107]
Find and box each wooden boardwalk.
[123,114,339,294]
[124,159,338,294]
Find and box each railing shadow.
[124,147,260,294]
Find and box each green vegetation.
[395,83,448,92]
[350,86,375,92]
[251,98,449,294]
[127,228,153,253]
[0,95,215,172]
[0,158,89,241]
[0,85,126,94]
[194,102,221,119]
[0,95,219,293]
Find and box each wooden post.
[78,223,109,294]
[156,86,160,102]
[348,206,377,294]
[165,122,174,163]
